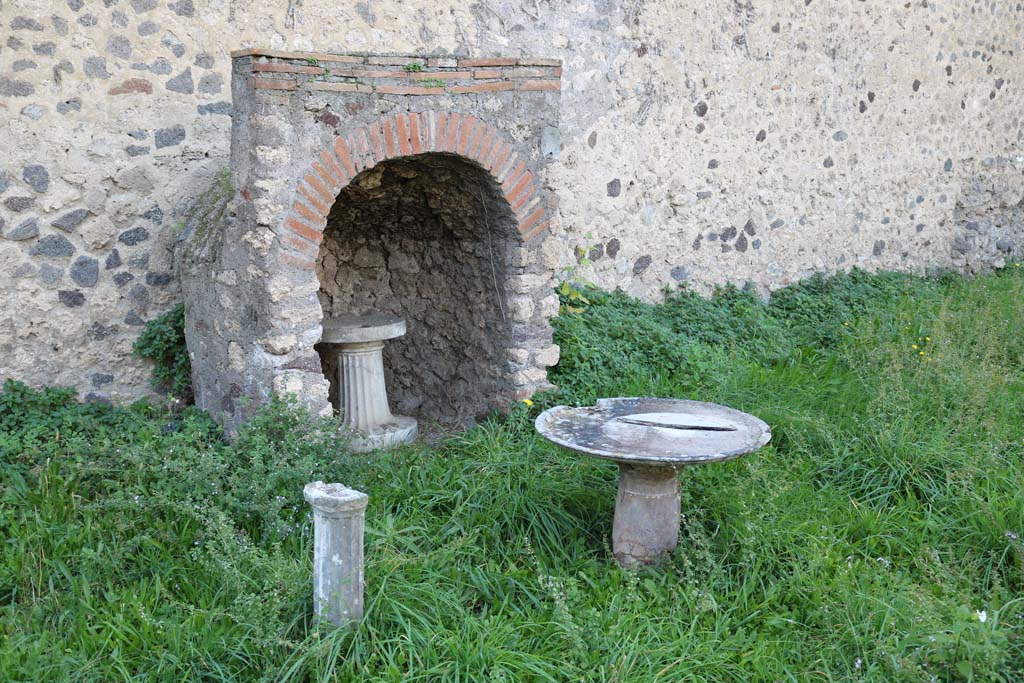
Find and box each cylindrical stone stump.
[303,481,369,627]
[612,463,681,566]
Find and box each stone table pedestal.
[612,463,682,565]
[322,313,417,452]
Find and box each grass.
[2,266,1023,682]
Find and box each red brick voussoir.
[278,111,551,261]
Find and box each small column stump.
[303,481,369,627]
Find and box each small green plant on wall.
[403,61,425,72]
[558,280,591,315]
[132,303,193,403]
[557,232,598,314]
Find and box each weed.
[132,303,192,402]
[557,232,598,314]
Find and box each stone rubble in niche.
[315,155,530,426]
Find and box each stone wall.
[1,0,1022,403]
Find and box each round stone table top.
[321,313,406,344]
[535,397,771,466]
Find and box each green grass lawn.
[2,267,1023,682]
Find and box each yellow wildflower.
[911,344,918,350]
[522,398,534,407]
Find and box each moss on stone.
[176,168,234,265]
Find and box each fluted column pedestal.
[339,340,393,432]
[322,313,418,453]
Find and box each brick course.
[241,52,561,97]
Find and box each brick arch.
[279,112,550,267]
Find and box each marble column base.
[344,414,418,453]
